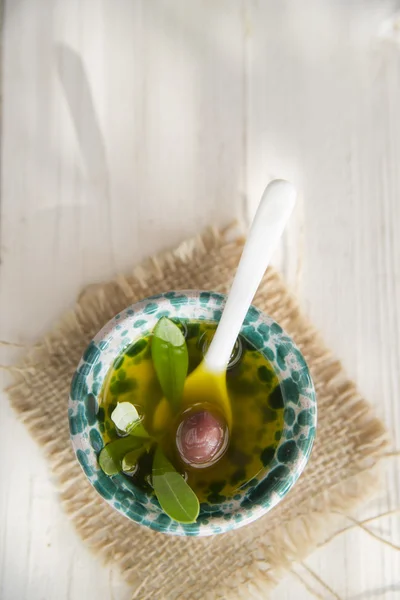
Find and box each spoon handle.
[205,179,296,373]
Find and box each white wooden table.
[1,2,400,599]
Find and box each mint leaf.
[152,318,188,412]
[152,446,199,524]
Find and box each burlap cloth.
[7,226,389,599]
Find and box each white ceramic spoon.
[180,179,297,428]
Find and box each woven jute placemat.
[7,226,389,599]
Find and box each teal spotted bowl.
[69,291,316,536]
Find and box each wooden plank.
[0,1,244,598]
[245,1,400,598]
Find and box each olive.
[176,410,228,468]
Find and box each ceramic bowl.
[69,290,316,536]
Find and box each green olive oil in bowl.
[69,291,316,536]
[99,319,284,509]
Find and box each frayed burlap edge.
[6,225,390,600]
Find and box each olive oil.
[99,320,284,504]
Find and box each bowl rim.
[69,290,316,536]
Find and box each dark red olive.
[176,410,228,468]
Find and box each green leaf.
[126,421,150,438]
[111,402,139,430]
[121,447,144,472]
[152,317,188,412]
[152,446,199,524]
[98,436,145,475]
[110,402,150,438]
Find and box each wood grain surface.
[1,1,399,598]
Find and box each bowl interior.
[69,290,316,536]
